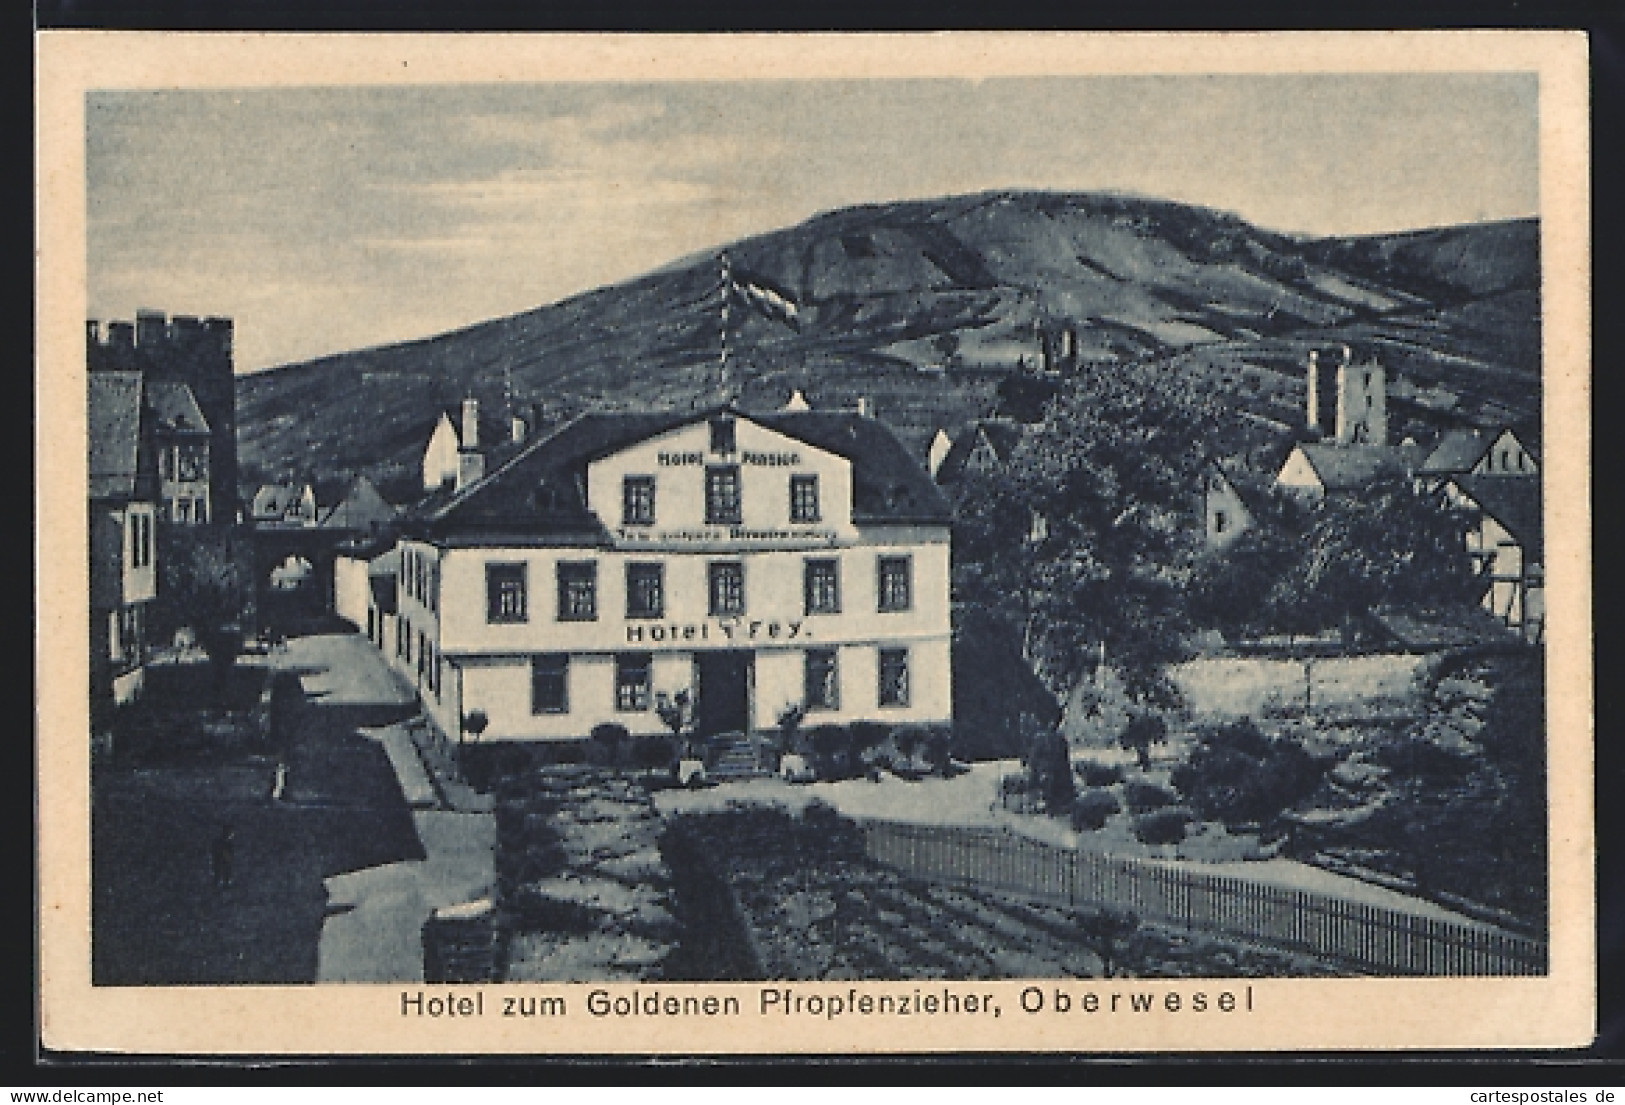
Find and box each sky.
[86,75,1539,372]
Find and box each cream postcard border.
[36,30,1594,1054]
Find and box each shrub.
[1121,779,1177,813]
[1022,722,1076,814]
[1076,761,1124,788]
[1118,712,1168,770]
[630,735,675,770]
[849,721,891,758]
[1071,788,1122,832]
[1134,807,1195,846]
[589,722,630,766]
[891,724,929,767]
[921,725,955,774]
[807,724,851,780]
[1171,718,1327,828]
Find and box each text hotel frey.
[383,407,953,743]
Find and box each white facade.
[386,412,954,744]
[1274,446,1324,499]
[422,412,461,490]
[333,553,371,631]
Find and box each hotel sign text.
[626,618,807,645]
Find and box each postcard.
[37,30,1593,1054]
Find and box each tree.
[656,690,696,758]
[1118,712,1168,771]
[156,526,253,680]
[949,360,1222,706]
[1273,479,1477,637]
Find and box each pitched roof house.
[1418,427,1539,481]
[1274,442,1428,500]
[383,405,954,751]
[88,371,161,724]
[1446,474,1544,641]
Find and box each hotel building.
[384,407,953,745]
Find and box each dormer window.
[709,416,737,455]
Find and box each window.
[128,510,151,569]
[622,475,656,526]
[709,416,736,455]
[878,556,912,612]
[804,648,840,710]
[417,631,427,676]
[432,649,442,698]
[556,562,598,622]
[708,561,745,616]
[616,653,653,712]
[705,465,742,525]
[531,654,569,714]
[879,648,910,707]
[789,474,821,523]
[626,563,664,619]
[175,498,191,524]
[486,562,528,623]
[804,558,841,615]
[1214,510,1228,535]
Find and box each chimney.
[511,414,527,444]
[461,396,479,450]
[856,397,871,418]
[1305,349,1321,433]
[457,450,485,492]
[87,320,101,345]
[135,309,167,348]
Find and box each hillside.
[234,191,1540,494]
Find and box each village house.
[931,418,1027,486]
[249,481,320,527]
[1446,474,1544,642]
[88,371,160,728]
[88,311,238,524]
[421,397,533,492]
[1419,426,1539,485]
[143,379,213,524]
[1200,460,1263,550]
[377,405,954,749]
[1274,441,1429,501]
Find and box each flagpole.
[719,252,731,402]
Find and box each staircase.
[707,732,774,781]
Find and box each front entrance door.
[695,650,752,736]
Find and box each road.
[275,633,496,983]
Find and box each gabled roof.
[1452,475,1543,563]
[1205,457,1272,517]
[416,406,951,540]
[1294,443,1427,492]
[145,379,210,436]
[320,475,399,531]
[1418,429,1493,476]
[933,418,1027,484]
[88,371,145,500]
